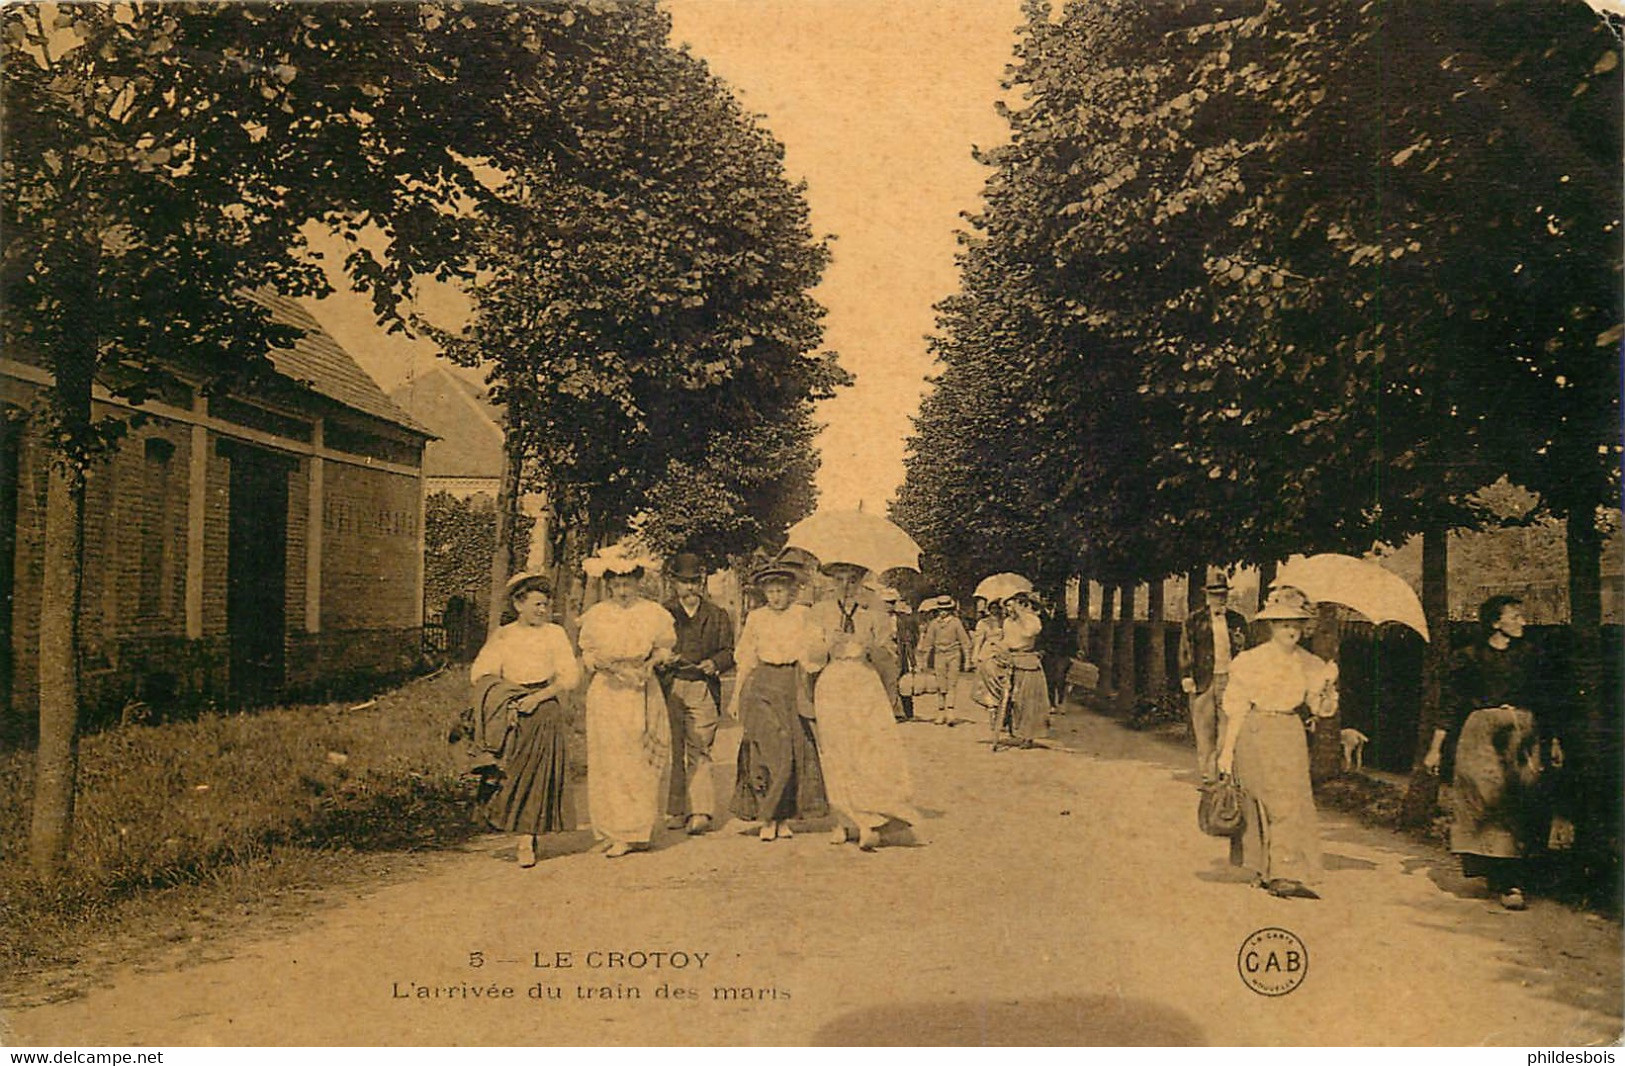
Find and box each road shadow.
[809,993,1207,1046]
[1323,851,1378,872]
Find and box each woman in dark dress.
[468,573,582,868]
[729,561,828,840]
[1422,594,1564,910]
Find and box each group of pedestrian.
[466,547,921,865]
[1182,571,1574,909]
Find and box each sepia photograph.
[0,0,1621,1050]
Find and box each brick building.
[0,291,432,729]
[388,366,505,499]
[388,364,550,571]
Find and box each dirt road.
[5,703,1619,1046]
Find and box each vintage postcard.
[1,0,1620,1051]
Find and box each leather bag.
[1198,777,1249,838]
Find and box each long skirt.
[487,696,575,835]
[586,675,669,846]
[1231,711,1322,886]
[815,659,922,830]
[732,664,829,822]
[1008,662,1050,741]
[1450,705,1543,859]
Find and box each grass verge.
[0,668,587,1004]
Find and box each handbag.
[897,672,916,698]
[1198,777,1249,838]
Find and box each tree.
[1,1,633,879]
[436,6,845,577]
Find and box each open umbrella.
[1273,554,1429,641]
[784,509,921,575]
[974,572,1033,603]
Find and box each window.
[137,437,178,620]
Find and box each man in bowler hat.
[1179,569,1251,785]
[659,552,735,834]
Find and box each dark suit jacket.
[1178,607,1250,693]
[663,598,736,709]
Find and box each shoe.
[775,822,795,839]
[666,814,689,830]
[516,836,537,868]
[857,826,881,851]
[686,814,713,836]
[603,842,633,859]
[1500,888,1528,911]
[829,826,850,845]
[759,824,776,842]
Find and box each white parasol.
[974,572,1034,603]
[784,510,922,575]
[1273,553,1429,641]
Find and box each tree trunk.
[31,456,86,882]
[1565,505,1610,859]
[1257,558,1278,612]
[1402,523,1450,825]
[1098,583,1117,697]
[1115,582,1138,711]
[1075,576,1090,660]
[485,428,523,633]
[1146,578,1167,699]
[1308,602,1344,784]
[31,253,98,884]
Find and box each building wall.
[2,376,426,729]
[283,459,424,691]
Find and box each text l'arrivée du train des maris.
[391,949,791,1004]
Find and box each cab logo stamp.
[1238,927,1308,996]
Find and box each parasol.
[784,510,921,575]
[1273,553,1429,641]
[974,572,1034,603]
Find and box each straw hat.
[751,561,801,586]
[504,572,552,599]
[1256,586,1313,621]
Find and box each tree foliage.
[898,0,1620,588]
[2,0,841,877]
[432,5,847,566]
[424,491,533,617]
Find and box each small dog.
[1340,727,1370,772]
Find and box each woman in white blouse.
[469,573,582,868]
[576,550,677,858]
[1217,586,1338,898]
[728,560,828,841]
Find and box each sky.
[305,0,1024,513]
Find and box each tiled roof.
[389,366,505,478]
[243,288,432,437]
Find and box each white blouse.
[1001,611,1041,653]
[576,597,677,671]
[1221,642,1338,718]
[736,603,814,670]
[805,598,887,666]
[470,621,581,689]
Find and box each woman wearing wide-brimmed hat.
[997,591,1051,747]
[728,559,828,841]
[1217,586,1338,899]
[468,573,582,868]
[576,548,677,858]
[808,561,922,851]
